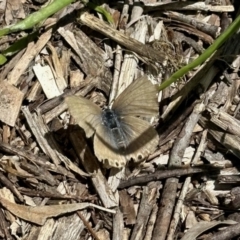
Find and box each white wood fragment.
[117,19,148,97]
[33,63,63,99]
[182,146,195,165]
[150,154,169,165]
[69,69,84,88]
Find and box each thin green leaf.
[159,14,240,91]
[2,32,38,57]
[87,2,114,24]
[0,54,7,65]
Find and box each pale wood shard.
[33,63,63,98]
[112,208,124,240]
[0,81,24,126]
[8,29,52,86]
[43,101,69,124]
[26,81,42,102]
[69,69,84,88]
[110,45,122,104]
[46,43,67,92]
[117,19,148,97]
[170,21,214,44]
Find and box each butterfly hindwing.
[94,115,159,168]
[94,123,127,168]
[118,116,159,162]
[65,95,102,138]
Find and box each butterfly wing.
[94,115,159,168]
[119,116,159,162]
[112,75,158,118]
[65,96,102,138]
[94,123,127,168]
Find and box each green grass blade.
[159,14,240,91]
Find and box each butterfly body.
[65,75,159,168]
[101,108,127,151]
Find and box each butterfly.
[65,75,159,168]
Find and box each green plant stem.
[159,14,240,91]
[0,0,75,36]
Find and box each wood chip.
[0,81,24,126]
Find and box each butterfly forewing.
[112,76,158,118]
[65,96,102,138]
